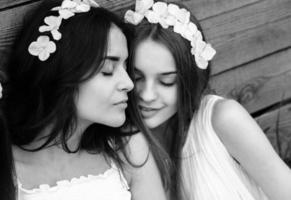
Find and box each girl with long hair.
[125,1,291,199]
[1,0,169,199]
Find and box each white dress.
[17,161,131,200]
[180,95,269,200]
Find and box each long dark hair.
[0,109,15,200]
[129,2,211,199]
[2,0,170,188]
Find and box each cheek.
[134,81,143,96]
[77,82,108,114]
[162,86,178,107]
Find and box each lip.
[139,105,162,118]
[114,98,128,105]
[113,99,128,108]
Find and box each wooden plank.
[210,48,291,113]
[202,0,291,74]
[0,2,41,70]
[0,0,38,10]
[256,103,291,159]
[182,0,260,20]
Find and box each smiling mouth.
[139,105,162,118]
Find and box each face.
[76,24,133,128]
[134,39,178,129]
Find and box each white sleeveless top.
[17,161,131,200]
[180,95,269,200]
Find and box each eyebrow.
[134,68,177,75]
[160,71,177,76]
[104,56,120,62]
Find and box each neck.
[151,118,176,154]
[23,120,90,152]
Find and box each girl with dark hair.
[0,82,16,200]
[2,0,169,199]
[125,0,291,200]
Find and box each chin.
[143,118,164,129]
[106,115,126,127]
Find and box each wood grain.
[202,0,291,74]
[0,0,39,10]
[256,103,291,158]
[210,48,291,113]
[182,0,259,20]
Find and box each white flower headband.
[124,0,216,69]
[28,0,99,61]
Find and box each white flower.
[200,44,216,61]
[194,39,206,56]
[39,16,62,40]
[167,4,180,16]
[52,0,90,19]
[124,10,144,25]
[195,56,208,69]
[165,15,176,26]
[135,0,154,14]
[173,21,186,35]
[28,36,56,61]
[188,22,198,36]
[152,2,168,18]
[145,10,159,24]
[0,83,2,99]
[83,0,99,8]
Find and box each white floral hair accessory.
[0,82,2,99]
[28,0,99,61]
[125,0,216,69]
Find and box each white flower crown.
[28,0,99,61]
[124,0,216,69]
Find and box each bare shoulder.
[211,98,255,140]
[124,132,150,166]
[212,98,248,127]
[210,98,267,157]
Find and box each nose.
[137,79,157,103]
[117,67,134,92]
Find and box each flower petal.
[75,4,90,12]
[28,41,41,56]
[136,0,154,14]
[168,4,179,16]
[200,44,216,61]
[39,51,50,61]
[39,25,51,32]
[188,22,197,35]
[194,39,206,55]
[51,6,61,11]
[46,41,57,53]
[59,9,75,19]
[165,15,176,26]
[51,30,62,40]
[195,56,208,69]
[124,10,144,25]
[158,18,169,29]
[44,16,58,26]
[83,0,100,8]
[62,0,77,9]
[152,2,168,17]
[0,83,2,99]
[145,10,159,24]
[37,35,50,44]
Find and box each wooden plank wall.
[0,0,291,160]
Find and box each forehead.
[107,24,128,57]
[134,39,176,74]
